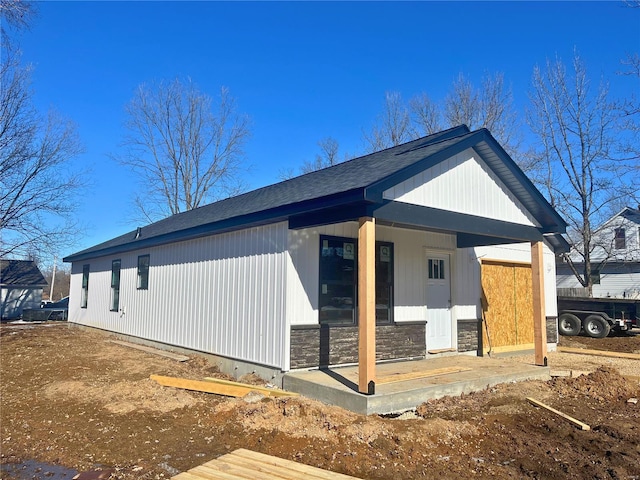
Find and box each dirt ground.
[1,324,639,480]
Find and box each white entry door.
[426,253,452,351]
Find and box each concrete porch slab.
[283,355,550,415]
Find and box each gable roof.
[64,126,568,262]
[0,260,47,287]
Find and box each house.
[63,126,568,391]
[1,259,47,320]
[557,206,640,299]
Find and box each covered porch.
[283,353,550,415]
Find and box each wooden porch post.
[358,217,376,394]
[531,241,548,366]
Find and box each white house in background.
[63,126,568,389]
[557,206,640,299]
[1,259,47,320]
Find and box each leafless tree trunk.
[117,78,251,223]
[527,52,639,295]
[1,21,84,259]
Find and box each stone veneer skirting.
[290,322,426,370]
[457,319,481,353]
[546,316,558,344]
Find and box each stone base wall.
[457,319,481,353]
[290,322,426,369]
[546,316,558,344]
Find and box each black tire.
[583,315,611,338]
[558,313,582,336]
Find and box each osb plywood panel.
[514,264,534,345]
[481,262,533,350]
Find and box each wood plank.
[193,460,277,479]
[232,449,357,479]
[557,347,640,360]
[376,366,472,385]
[527,397,591,431]
[110,340,189,361]
[151,375,274,398]
[171,449,360,480]
[219,453,321,480]
[203,377,298,397]
[531,241,547,366]
[190,463,249,480]
[358,216,376,395]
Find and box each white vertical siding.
[68,222,289,370]
[383,148,540,227]
[286,222,456,326]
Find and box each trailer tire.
[558,313,581,336]
[583,315,611,338]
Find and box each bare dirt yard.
[1,323,639,480]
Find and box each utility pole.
[50,256,57,300]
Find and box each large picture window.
[318,235,394,324]
[81,264,89,308]
[111,259,121,312]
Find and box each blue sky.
[17,1,640,257]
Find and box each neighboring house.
[557,206,640,299]
[1,259,47,320]
[63,126,568,388]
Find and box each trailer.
[557,296,639,338]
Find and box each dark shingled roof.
[64,125,567,262]
[0,260,47,287]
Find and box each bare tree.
[527,52,639,295]
[278,137,346,180]
[443,73,521,158]
[409,92,442,136]
[1,3,84,259]
[363,92,417,152]
[300,137,341,173]
[117,78,251,222]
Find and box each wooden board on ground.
[557,346,640,360]
[203,377,299,397]
[110,340,189,362]
[376,366,472,384]
[343,366,472,385]
[151,375,298,398]
[527,397,591,431]
[171,448,359,480]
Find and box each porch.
[283,353,550,415]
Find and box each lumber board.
[110,340,189,361]
[357,216,376,394]
[375,366,472,385]
[171,449,359,480]
[203,377,298,397]
[232,449,357,479]
[151,375,268,398]
[527,397,591,431]
[557,346,640,360]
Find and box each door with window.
[426,253,452,351]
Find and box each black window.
[318,235,394,325]
[111,259,121,312]
[319,236,357,324]
[137,255,150,290]
[81,264,89,308]
[614,228,626,249]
